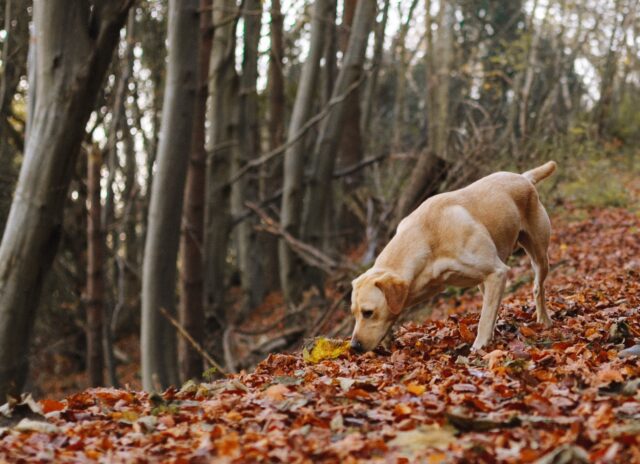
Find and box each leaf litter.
[0,206,639,462]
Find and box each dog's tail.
[522,161,557,185]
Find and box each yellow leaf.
[406,383,426,396]
[303,337,350,363]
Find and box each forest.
[0,0,639,461]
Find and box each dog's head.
[350,270,409,352]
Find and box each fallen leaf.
[389,425,457,451]
[406,383,426,396]
[303,337,350,363]
[14,418,60,434]
[40,399,65,414]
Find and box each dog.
[350,161,557,353]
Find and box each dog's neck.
[373,227,430,284]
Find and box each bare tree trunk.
[519,0,550,140]
[0,0,133,398]
[361,0,390,140]
[179,0,212,382]
[233,0,264,313]
[394,0,452,225]
[278,0,332,305]
[203,0,239,354]
[595,0,623,136]
[337,0,367,247]
[141,0,200,391]
[391,0,420,151]
[86,147,105,387]
[301,0,376,246]
[261,0,285,292]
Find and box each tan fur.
[351,161,557,352]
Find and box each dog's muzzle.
[350,339,365,353]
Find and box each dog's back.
[406,163,556,262]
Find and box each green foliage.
[533,124,637,210]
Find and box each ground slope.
[1,207,639,463]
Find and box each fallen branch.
[333,153,388,179]
[310,289,351,338]
[246,202,357,275]
[158,307,226,375]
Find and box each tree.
[0,0,29,234]
[202,0,239,359]
[141,0,200,390]
[301,0,377,246]
[232,0,265,312]
[179,0,213,382]
[394,0,454,225]
[0,0,134,398]
[278,0,333,305]
[86,147,105,387]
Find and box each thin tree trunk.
[0,0,133,398]
[301,0,376,246]
[261,0,286,292]
[203,0,239,356]
[595,0,622,136]
[391,0,420,151]
[268,0,285,153]
[141,0,200,391]
[361,0,390,139]
[86,147,105,387]
[394,0,452,226]
[337,0,366,247]
[519,0,550,140]
[278,0,332,305]
[179,0,212,382]
[233,0,264,313]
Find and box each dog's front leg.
[472,266,508,350]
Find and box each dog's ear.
[375,273,409,315]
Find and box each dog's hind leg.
[472,263,508,350]
[519,202,552,326]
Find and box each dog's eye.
[362,310,374,319]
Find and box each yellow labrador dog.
[350,161,556,353]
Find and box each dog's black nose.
[350,339,364,353]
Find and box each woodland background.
[0,0,638,398]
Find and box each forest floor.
[2,190,640,462]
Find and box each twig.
[225,72,369,187]
[329,314,355,338]
[246,202,357,274]
[333,153,388,178]
[158,307,226,375]
[310,289,351,338]
[231,152,387,228]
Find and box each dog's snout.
[350,339,364,353]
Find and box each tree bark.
[301,0,376,246]
[232,0,264,313]
[179,0,212,382]
[86,147,105,387]
[203,0,239,352]
[336,0,367,248]
[141,0,200,391]
[278,0,332,305]
[361,0,390,139]
[261,0,286,292]
[0,0,133,398]
[394,0,453,226]
[391,0,419,151]
[519,0,550,140]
